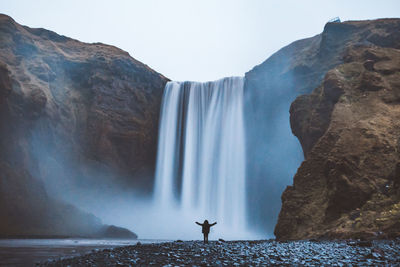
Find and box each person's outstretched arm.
[195,222,202,226]
[211,222,217,226]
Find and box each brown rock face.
[244,18,400,232]
[275,44,400,240]
[0,14,167,236]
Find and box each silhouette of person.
[195,220,217,243]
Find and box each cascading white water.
[153,76,249,238]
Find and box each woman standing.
[195,220,217,243]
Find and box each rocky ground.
[39,239,400,266]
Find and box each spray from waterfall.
[153,77,254,239]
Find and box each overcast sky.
[2,0,400,81]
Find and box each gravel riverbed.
[39,239,400,266]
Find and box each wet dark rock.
[355,240,373,247]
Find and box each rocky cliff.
[274,19,400,240]
[245,18,400,233]
[0,14,167,237]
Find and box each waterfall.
[153,77,249,238]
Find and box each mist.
[6,0,398,242]
[244,50,306,234]
[15,18,307,240]
[26,68,304,240]
[27,77,269,240]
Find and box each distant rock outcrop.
[275,20,400,240]
[98,225,138,239]
[0,14,167,237]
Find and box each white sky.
[1,0,400,81]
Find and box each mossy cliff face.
[275,42,400,239]
[0,14,167,236]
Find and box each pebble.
[38,239,400,266]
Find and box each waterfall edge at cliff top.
[149,76,260,240]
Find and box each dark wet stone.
[356,240,373,247]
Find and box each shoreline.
[0,238,158,266]
[0,235,139,240]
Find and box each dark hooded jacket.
[197,220,216,234]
